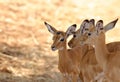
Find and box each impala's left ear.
[104,18,118,32]
[44,22,57,34]
[65,24,77,38]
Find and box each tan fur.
[87,32,120,82]
[82,19,120,82]
[53,32,88,82]
[67,20,104,82]
[68,32,119,82]
[44,23,85,82]
[68,20,120,82]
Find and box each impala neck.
[58,40,67,53]
[94,32,109,68]
[58,41,69,65]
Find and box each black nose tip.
[51,46,56,51]
[51,46,55,49]
[88,33,91,36]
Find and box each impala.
[81,19,120,82]
[44,22,87,82]
[68,19,105,82]
[68,19,120,82]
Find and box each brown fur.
[68,32,102,82]
[88,32,120,82]
[44,23,85,82]
[68,20,120,82]
[82,19,120,82]
[53,32,88,82]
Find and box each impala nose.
[51,46,56,51]
[88,33,91,36]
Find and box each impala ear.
[66,24,77,37]
[96,20,104,33]
[44,22,57,34]
[80,19,89,34]
[104,18,118,32]
[89,19,95,32]
[89,19,95,25]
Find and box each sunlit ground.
[0,0,120,82]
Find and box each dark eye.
[60,38,64,41]
[57,32,61,35]
[73,35,76,38]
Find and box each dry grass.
[0,0,120,82]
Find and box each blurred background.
[0,0,120,82]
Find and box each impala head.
[83,20,104,45]
[44,22,76,51]
[68,19,95,48]
[83,18,118,45]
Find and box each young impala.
[68,19,120,82]
[81,19,120,82]
[67,19,105,82]
[44,22,87,82]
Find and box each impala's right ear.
[89,19,95,25]
[44,22,57,34]
[104,18,118,32]
[80,19,89,34]
[65,24,77,37]
[96,20,104,34]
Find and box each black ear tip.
[72,24,77,27]
[44,22,47,25]
[90,19,95,22]
[84,19,89,23]
[115,18,119,22]
[111,18,119,26]
[98,20,103,23]
[116,18,118,20]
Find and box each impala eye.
[60,38,64,42]
[57,32,61,35]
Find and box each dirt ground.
[0,0,120,82]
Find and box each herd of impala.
[44,18,120,82]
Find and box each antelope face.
[51,31,66,51]
[68,31,89,48]
[68,29,80,48]
[82,20,103,45]
[44,22,76,51]
[68,19,91,48]
[79,19,95,46]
